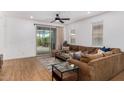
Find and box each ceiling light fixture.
[30,16,34,19]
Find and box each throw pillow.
[81,51,88,56]
[73,51,82,60]
[103,51,113,56]
[100,46,111,52]
[62,46,69,52]
[97,49,105,54]
[69,52,74,59]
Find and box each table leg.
[77,69,79,81]
[52,65,53,81]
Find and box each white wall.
[3,11,124,59]
[65,12,124,51]
[0,15,64,60]
[4,17,36,59]
[0,12,5,55]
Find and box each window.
[92,22,103,46]
[70,29,76,44]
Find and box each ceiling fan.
[50,14,70,23]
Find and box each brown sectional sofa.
[67,45,124,80]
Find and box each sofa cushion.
[103,51,113,56]
[86,53,104,60]
[80,53,104,63]
[111,48,121,54]
[86,47,98,54]
[78,46,87,52]
[69,45,79,51]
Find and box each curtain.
[56,27,64,50]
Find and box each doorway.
[36,25,56,55]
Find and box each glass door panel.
[36,25,56,55]
[36,28,50,55]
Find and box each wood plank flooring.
[0,57,51,81]
[0,56,124,81]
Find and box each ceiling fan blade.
[61,18,70,20]
[50,20,56,23]
[59,20,64,23]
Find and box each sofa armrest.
[68,59,90,80]
[68,59,89,73]
[88,53,123,80]
[68,59,81,65]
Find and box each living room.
[0,11,124,81]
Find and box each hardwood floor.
[0,57,51,81]
[0,56,124,81]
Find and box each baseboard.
[4,56,36,61]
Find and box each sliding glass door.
[36,25,56,55]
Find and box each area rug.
[38,54,64,72]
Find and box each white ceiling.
[3,11,106,24]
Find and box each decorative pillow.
[103,51,113,56]
[73,51,82,60]
[69,52,74,59]
[100,46,111,52]
[97,49,105,54]
[81,51,88,56]
[62,46,69,51]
